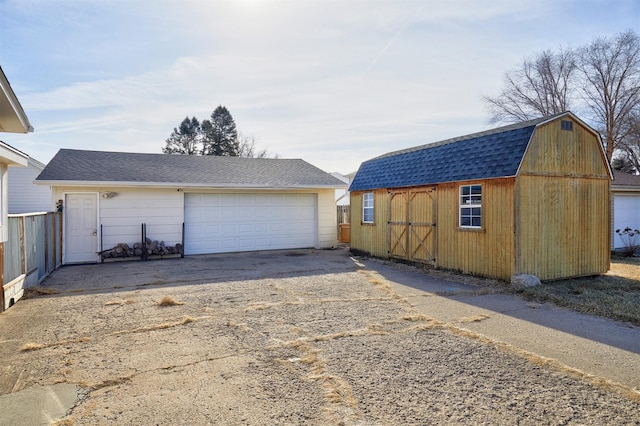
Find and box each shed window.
[459,185,482,228]
[362,192,374,223]
[561,120,573,131]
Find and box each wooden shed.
[349,112,612,281]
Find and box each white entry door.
[65,193,98,263]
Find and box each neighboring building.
[332,171,356,206]
[36,149,347,264]
[349,112,612,282]
[8,157,52,213]
[611,170,640,250]
[0,66,32,311]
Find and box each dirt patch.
[0,249,638,425]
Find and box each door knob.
[92,229,97,236]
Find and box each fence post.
[58,212,63,267]
[19,216,26,275]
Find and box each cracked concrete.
[0,248,639,425]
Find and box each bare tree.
[238,134,278,158]
[484,48,577,123]
[615,111,640,172]
[578,30,640,161]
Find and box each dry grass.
[519,256,640,325]
[24,287,61,298]
[158,296,184,306]
[51,417,75,426]
[109,316,197,336]
[104,299,136,306]
[20,337,92,352]
[458,314,491,323]
[20,342,46,351]
[282,339,360,422]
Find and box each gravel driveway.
[0,248,638,425]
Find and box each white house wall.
[52,187,184,250]
[316,188,338,248]
[0,163,8,242]
[8,160,52,213]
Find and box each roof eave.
[611,185,640,191]
[350,174,518,192]
[0,141,29,166]
[35,180,347,190]
[0,68,34,134]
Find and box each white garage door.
[184,193,317,255]
[613,194,640,249]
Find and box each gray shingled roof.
[612,170,640,188]
[36,149,346,188]
[349,114,566,192]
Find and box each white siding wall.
[0,163,7,242]
[53,186,184,250]
[317,188,338,249]
[8,160,52,213]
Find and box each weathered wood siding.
[350,189,389,257]
[436,179,516,280]
[516,118,611,280]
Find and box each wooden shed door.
[387,189,436,265]
[388,192,409,258]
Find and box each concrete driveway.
[1,248,639,425]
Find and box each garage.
[613,194,640,249]
[36,150,345,263]
[611,171,640,250]
[184,193,317,255]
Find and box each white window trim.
[459,184,482,229]
[362,192,374,223]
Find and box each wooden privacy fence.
[337,205,350,243]
[337,205,350,226]
[2,212,62,312]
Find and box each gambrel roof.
[349,112,596,192]
[36,149,346,189]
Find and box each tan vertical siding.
[516,118,610,280]
[516,176,610,280]
[520,118,610,177]
[350,189,389,257]
[436,179,516,280]
[351,180,517,280]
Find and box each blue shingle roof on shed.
[349,116,555,192]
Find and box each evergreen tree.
[611,156,636,173]
[202,105,239,156]
[162,116,203,155]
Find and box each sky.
[0,0,638,175]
